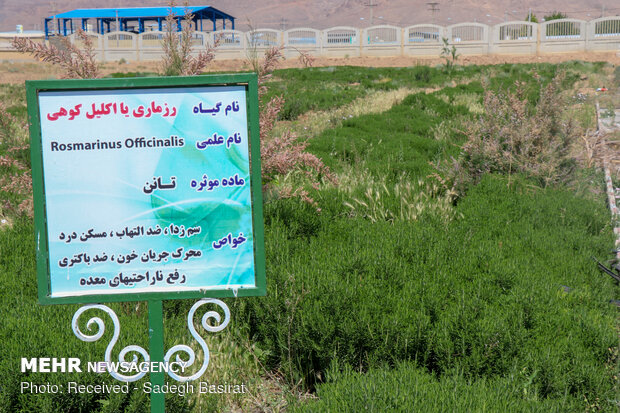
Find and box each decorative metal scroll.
[72,299,230,382]
[164,299,230,382]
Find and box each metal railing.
[2,17,619,60]
[593,17,620,38]
[324,26,359,46]
[449,23,486,43]
[542,19,584,40]
[406,25,443,43]
[497,23,535,41]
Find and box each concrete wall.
[0,17,618,61]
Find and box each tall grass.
[0,61,617,412]
[239,62,619,411]
[339,169,459,223]
[245,174,617,402]
[263,65,484,120]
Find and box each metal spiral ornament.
[164,298,230,382]
[72,304,150,382]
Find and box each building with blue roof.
[44,6,235,39]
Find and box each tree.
[543,12,568,22]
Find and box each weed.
[579,130,604,168]
[160,1,217,76]
[430,120,454,141]
[244,21,263,76]
[440,37,459,75]
[340,169,459,223]
[11,29,100,79]
[297,49,315,68]
[442,73,578,196]
[256,46,285,92]
[601,107,615,119]
[256,46,336,206]
[6,29,100,219]
[0,103,31,217]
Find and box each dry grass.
[0,60,61,84]
[336,167,460,223]
[272,87,436,140]
[257,46,337,207]
[452,93,485,114]
[174,326,312,412]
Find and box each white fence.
[1,17,619,61]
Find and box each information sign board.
[26,74,265,304]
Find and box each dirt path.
[1,51,619,85]
[271,86,438,139]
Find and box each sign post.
[148,299,165,413]
[27,74,265,412]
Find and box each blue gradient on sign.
[38,86,256,296]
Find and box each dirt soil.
[0,51,618,85]
[205,52,620,71]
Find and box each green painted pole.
[148,300,165,413]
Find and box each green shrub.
[1,61,617,412]
[239,174,617,405]
[0,219,193,412]
[262,65,483,120]
[290,362,587,412]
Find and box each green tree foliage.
[544,11,568,21]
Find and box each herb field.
[0,61,618,412]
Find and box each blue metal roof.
[43,5,235,39]
[47,6,234,20]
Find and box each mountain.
[1,0,618,33]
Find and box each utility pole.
[116,10,119,46]
[364,0,377,25]
[426,2,439,25]
[50,1,57,36]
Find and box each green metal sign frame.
[27,73,266,305]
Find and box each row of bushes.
[238,176,616,397]
[0,61,616,411]
[237,63,618,410]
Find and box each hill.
[1,0,618,33]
